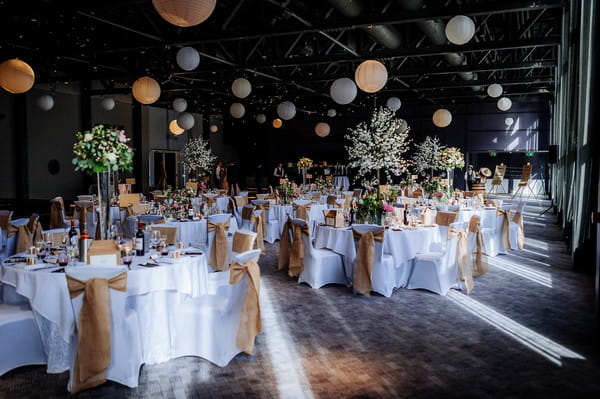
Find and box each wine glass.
[61,233,69,247]
[57,251,69,267]
[150,230,161,250]
[159,239,169,257]
[122,249,135,269]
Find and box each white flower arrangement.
[412,136,445,176]
[345,107,411,180]
[439,147,465,169]
[181,137,217,174]
[72,124,134,174]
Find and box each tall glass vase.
[96,168,112,240]
[446,168,454,193]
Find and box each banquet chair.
[494,206,513,255]
[326,195,338,209]
[228,197,242,227]
[435,211,459,249]
[148,225,178,245]
[352,224,396,297]
[0,210,14,260]
[49,197,73,229]
[240,205,256,231]
[407,221,468,296]
[65,266,143,391]
[291,218,346,289]
[509,201,526,250]
[0,303,47,375]
[206,213,234,271]
[230,230,258,260]
[251,199,279,243]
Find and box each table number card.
[87,240,122,265]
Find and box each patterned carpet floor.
[1,205,599,398]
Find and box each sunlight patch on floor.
[525,238,550,251]
[447,291,585,366]
[489,256,552,287]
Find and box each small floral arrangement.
[72,125,134,174]
[382,204,394,213]
[356,191,383,219]
[315,177,332,192]
[439,147,465,169]
[182,137,217,174]
[297,157,313,170]
[164,189,194,217]
[422,179,443,194]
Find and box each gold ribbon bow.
[49,198,65,229]
[496,208,512,250]
[448,228,474,294]
[251,212,265,253]
[66,272,127,394]
[278,217,293,271]
[288,222,309,277]
[241,206,255,222]
[208,220,231,271]
[202,195,217,207]
[14,224,32,253]
[512,212,524,250]
[229,258,262,354]
[435,211,458,227]
[352,227,385,297]
[293,203,311,221]
[468,216,488,276]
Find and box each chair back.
[232,248,261,265]
[353,188,362,198]
[351,224,385,263]
[232,230,257,253]
[0,210,13,233]
[148,225,178,245]
[119,193,140,207]
[514,201,526,214]
[207,213,231,224]
[77,195,94,202]
[239,191,249,197]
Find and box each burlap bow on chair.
[229,257,261,354]
[202,195,217,208]
[49,197,65,229]
[207,220,231,271]
[352,227,384,297]
[254,203,269,234]
[12,224,32,253]
[250,213,265,253]
[512,211,525,250]
[447,227,474,294]
[468,216,488,276]
[66,272,127,394]
[496,208,512,250]
[326,195,337,207]
[293,203,311,221]
[278,217,293,271]
[436,211,458,226]
[288,222,309,277]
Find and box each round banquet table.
[332,176,350,191]
[272,203,328,234]
[164,216,238,246]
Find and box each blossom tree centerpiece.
[72,124,134,238]
[412,136,445,179]
[439,147,465,191]
[181,137,216,185]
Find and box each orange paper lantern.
[0,59,35,94]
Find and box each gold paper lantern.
[169,119,185,135]
[272,118,283,128]
[152,0,216,27]
[315,122,330,137]
[0,59,35,94]
[209,124,218,133]
[432,109,452,128]
[132,76,161,104]
[354,60,388,93]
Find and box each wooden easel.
[488,163,507,195]
[512,163,537,199]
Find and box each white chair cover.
[351,224,396,297]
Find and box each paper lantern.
[230,102,245,119]
[277,101,296,120]
[172,97,187,112]
[176,47,200,71]
[272,118,283,128]
[432,109,452,128]
[386,97,401,112]
[497,97,512,111]
[487,83,503,98]
[505,117,514,126]
[169,119,184,135]
[152,0,216,27]
[177,112,195,129]
[101,98,115,111]
[355,60,388,93]
[231,77,252,98]
[330,77,357,105]
[397,119,408,133]
[445,15,475,45]
[0,59,35,94]
[36,94,54,111]
[132,76,161,104]
[315,122,330,137]
[327,108,336,117]
[209,124,218,133]
[256,113,266,124]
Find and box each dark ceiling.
[0,0,563,114]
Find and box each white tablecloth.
[191,196,229,213]
[272,203,328,233]
[332,176,350,191]
[165,216,238,246]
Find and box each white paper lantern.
[36,94,54,111]
[169,119,184,135]
[315,122,330,137]
[445,15,476,45]
[209,124,218,133]
[397,119,408,133]
[177,112,195,129]
[176,47,200,71]
[152,0,216,27]
[505,117,514,126]
[330,77,357,105]
[487,83,503,98]
[0,59,35,94]
[256,113,266,124]
[497,97,512,111]
[432,109,452,128]
[230,103,245,119]
[132,76,161,104]
[172,98,187,112]
[355,60,388,93]
[101,98,115,111]
[327,108,336,117]
[386,97,401,112]
[231,77,252,99]
[277,101,296,120]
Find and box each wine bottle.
[79,220,92,263]
[68,219,78,246]
[135,222,145,256]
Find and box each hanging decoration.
[445,15,476,45]
[386,97,401,112]
[0,58,35,94]
[497,97,512,111]
[315,122,330,137]
[277,101,296,120]
[101,98,115,111]
[172,97,187,112]
[327,109,337,117]
[505,117,514,126]
[330,77,357,105]
[209,124,218,133]
[487,83,503,98]
[354,60,388,93]
[231,77,252,98]
[169,119,185,135]
[132,76,161,104]
[256,113,266,124]
[272,118,283,128]
[152,0,216,27]
[230,103,245,118]
[176,47,200,71]
[432,108,452,128]
[177,112,195,129]
[36,94,54,111]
